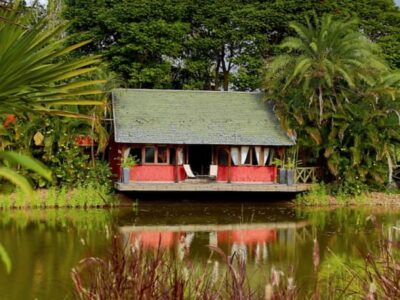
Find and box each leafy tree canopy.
[63,0,400,91]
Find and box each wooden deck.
[115,181,314,192]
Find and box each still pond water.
[0,197,400,299]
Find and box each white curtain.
[255,146,261,165]
[231,147,239,165]
[264,148,270,165]
[123,147,131,158]
[241,146,249,164]
[177,149,184,165]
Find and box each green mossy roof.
[112,89,294,146]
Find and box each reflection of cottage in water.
[122,222,308,262]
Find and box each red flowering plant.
[75,135,94,146]
[3,115,16,129]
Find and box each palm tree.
[264,15,400,188]
[265,15,387,124]
[0,2,105,192]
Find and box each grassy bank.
[295,184,400,206]
[0,184,119,209]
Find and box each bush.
[296,183,329,206]
[332,176,369,197]
[30,143,114,191]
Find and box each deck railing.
[295,167,318,184]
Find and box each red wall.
[130,165,185,182]
[217,166,277,182]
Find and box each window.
[157,146,168,164]
[230,147,262,166]
[169,148,176,165]
[138,145,186,165]
[145,147,155,163]
[217,147,229,166]
[129,147,142,164]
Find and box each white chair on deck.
[183,164,196,178]
[209,165,218,179]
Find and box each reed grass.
[72,236,271,300]
[72,226,400,299]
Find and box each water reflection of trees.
[0,209,115,299]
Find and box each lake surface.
[0,198,399,299]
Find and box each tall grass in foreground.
[0,184,117,209]
[72,227,400,299]
[72,237,274,299]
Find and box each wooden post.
[228,147,232,183]
[141,147,145,164]
[259,146,264,166]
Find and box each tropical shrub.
[35,143,112,190]
[0,2,106,193]
[0,107,113,190]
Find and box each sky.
[396,0,400,6]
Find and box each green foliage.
[0,2,104,116]
[46,147,113,190]
[272,158,284,168]
[63,0,400,91]
[0,2,109,194]
[0,151,52,195]
[285,158,296,170]
[265,14,400,189]
[0,184,117,209]
[332,176,370,198]
[120,156,137,168]
[296,183,329,206]
[0,113,113,190]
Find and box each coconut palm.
[0,2,105,192]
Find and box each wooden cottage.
[110,89,309,192]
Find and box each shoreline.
[0,187,135,210]
[295,191,400,207]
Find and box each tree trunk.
[223,71,229,91]
[215,58,220,90]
